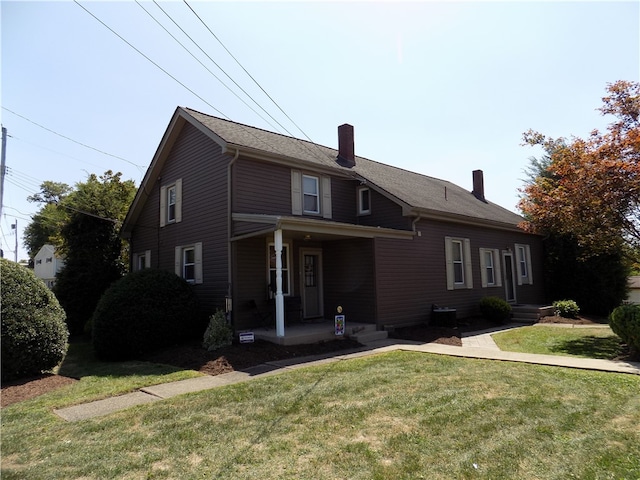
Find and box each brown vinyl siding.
[330,178,358,223]
[358,189,412,230]
[322,239,376,324]
[234,158,291,215]
[374,219,545,327]
[131,122,231,315]
[233,237,270,330]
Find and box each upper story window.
[479,248,502,288]
[160,179,182,227]
[445,236,473,290]
[291,171,332,219]
[358,187,371,215]
[303,175,319,214]
[167,185,177,223]
[515,244,533,285]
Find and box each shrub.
[609,304,640,357]
[202,310,233,352]
[92,269,201,361]
[553,300,580,319]
[479,296,512,324]
[1,258,69,382]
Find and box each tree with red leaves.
[519,80,640,262]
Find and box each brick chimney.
[336,124,355,168]
[472,169,486,202]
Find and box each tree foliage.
[23,182,71,258]
[519,80,640,259]
[47,171,136,335]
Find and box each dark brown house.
[121,107,545,341]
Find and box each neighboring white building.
[33,244,65,289]
[627,276,640,304]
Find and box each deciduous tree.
[519,80,640,260]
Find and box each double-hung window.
[174,242,203,284]
[303,175,319,214]
[160,179,182,227]
[291,171,332,219]
[515,244,533,285]
[268,243,290,296]
[479,248,502,288]
[445,236,473,290]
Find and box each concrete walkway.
[54,324,640,422]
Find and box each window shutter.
[494,249,502,287]
[515,246,524,285]
[445,237,454,290]
[479,249,488,288]
[291,171,302,215]
[322,176,332,219]
[525,245,533,285]
[464,239,473,289]
[145,250,151,269]
[194,242,203,284]
[160,186,167,227]
[175,247,181,276]
[175,179,183,223]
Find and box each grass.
[492,325,627,360]
[2,350,639,479]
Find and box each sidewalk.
[54,325,640,422]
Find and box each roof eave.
[408,208,526,233]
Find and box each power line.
[1,107,146,172]
[135,0,283,135]
[183,0,319,147]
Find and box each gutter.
[227,148,240,321]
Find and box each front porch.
[249,320,388,346]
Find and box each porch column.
[274,229,285,337]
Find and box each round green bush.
[1,258,69,382]
[553,299,580,318]
[92,269,201,360]
[609,304,640,357]
[479,296,512,324]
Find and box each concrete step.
[511,305,554,323]
[350,330,389,344]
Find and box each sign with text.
[334,315,345,336]
[239,332,255,344]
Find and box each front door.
[301,249,323,319]
[503,251,516,303]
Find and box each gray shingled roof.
[184,108,524,228]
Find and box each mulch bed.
[0,314,620,408]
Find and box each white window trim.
[160,179,182,227]
[267,242,291,297]
[291,170,332,219]
[357,186,371,215]
[445,236,473,290]
[303,174,320,214]
[134,250,151,271]
[515,244,533,285]
[174,242,202,284]
[479,248,502,288]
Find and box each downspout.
[411,214,422,237]
[227,148,240,325]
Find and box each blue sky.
[1,1,638,261]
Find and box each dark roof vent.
[336,124,355,168]
[472,169,486,202]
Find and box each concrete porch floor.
[251,320,375,345]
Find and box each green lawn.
[2,351,639,479]
[492,325,627,360]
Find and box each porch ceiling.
[231,213,415,242]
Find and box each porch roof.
[231,213,415,242]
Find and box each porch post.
[274,229,285,337]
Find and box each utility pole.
[11,219,17,263]
[1,125,7,219]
